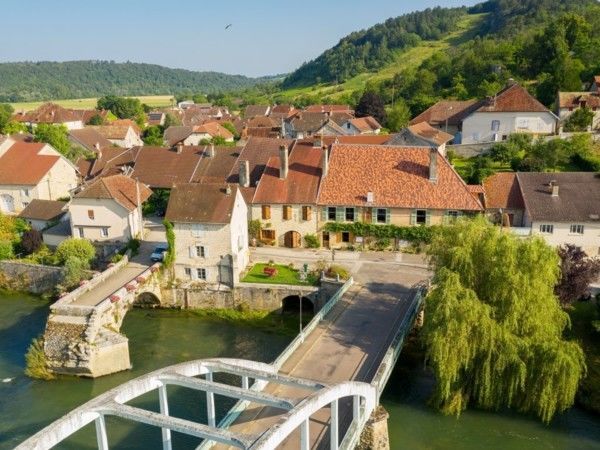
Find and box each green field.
[272,13,486,104]
[10,95,175,111]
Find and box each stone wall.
[162,283,320,312]
[447,142,493,158]
[0,261,63,294]
[358,406,390,450]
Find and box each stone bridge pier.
[43,263,163,378]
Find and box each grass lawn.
[242,263,318,286]
[10,95,175,112]
[568,300,600,414]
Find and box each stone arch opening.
[284,231,301,248]
[281,295,314,315]
[134,292,161,308]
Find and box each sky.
[1,0,480,77]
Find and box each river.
[1,293,599,450]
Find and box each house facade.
[557,92,600,130]
[89,125,143,148]
[316,144,483,248]
[0,141,79,214]
[166,183,249,287]
[18,199,67,230]
[70,175,151,246]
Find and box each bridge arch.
[281,295,314,315]
[134,291,161,307]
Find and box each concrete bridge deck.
[215,260,428,449]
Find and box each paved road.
[71,218,166,307]
[217,254,430,449]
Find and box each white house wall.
[462,112,556,144]
[70,198,134,242]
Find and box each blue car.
[150,244,168,262]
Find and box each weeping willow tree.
[422,217,586,423]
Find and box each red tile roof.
[474,83,550,113]
[166,183,239,224]
[482,172,525,209]
[347,116,381,133]
[252,141,323,205]
[0,142,61,185]
[317,144,482,211]
[410,100,480,127]
[407,122,454,146]
[130,146,205,188]
[75,175,152,211]
[18,199,67,221]
[557,92,600,109]
[304,105,353,113]
[193,121,234,140]
[12,103,81,124]
[69,128,113,153]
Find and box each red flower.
[125,283,136,292]
[136,276,146,283]
[109,295,120,303]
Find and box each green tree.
[33,123,71,156]
[0,103,14,133]
[0,240,14,260]
[221,122,239,139]
[97,95,145,125]
[355,91,387,124]
[423,218,586,423]
[87,114,104,125]
[143,125,164,145]
[564,107,594,132]
[555,244,600,307]
[385,99,411,131]
[55,238,95,267]
[490,133,532,164]
[2,121,27,135]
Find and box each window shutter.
[262,205,271,220]
[189,246,195,258]
[425,211,431,225]
[385,209,391,224]
[371,208,377,224]
[302,206,312,221]
[204,246,209,258]
[336,207,344,222]
[283,205,291,220]
[410,211,417,225]
[191,267,198,280]
[321,207,328,222]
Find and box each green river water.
[1,293,599,450]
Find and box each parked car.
[150,244,168,262]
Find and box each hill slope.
[0,61,265,102]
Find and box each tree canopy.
[422,218,586,423]
[355,91,387,124]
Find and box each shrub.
[21,229,43,255]
[56,238,95,266]
[373,237,391,251]
[0,240,14,260]
[304,233,320,248]
[60,256,89,289]
[326,264,350,280]
[24,337,54,380]
[163,219,175,268]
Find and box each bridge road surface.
[215,262,430,449]
[71,218,166,307]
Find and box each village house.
[12,102,84,130]
[68,128,113,155]
[0,140,79,214]
[481,172,526,226]
[557,91,600,130]
[388,122,454,156]
[250,140,323,248]
[340,116,382,135]
[69,175,151,252]
[244,104,271,118]
[284,112,346,139]
[165,183,249,287]
[316,144,483,248]
[146,111,166,127]
[164,122,234,146]
[460,83,558,144]
[18,199,67,230]
[89,124,143,148]
[304,104,354,114]
[410,99,480,138]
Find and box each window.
[376,208,388,224]
[22,202,29,208]
[345,207,355,222]
[570,224,584,235]
[77,227,84,238]
[184,268,192,278]
[539,224,554,234]
[282,205,292,221]
[196,268,207,280]
[491,120,500,131]
[88,209,95,220]
[302,206,312,221]
[415,210,427,225]
[261,229,276,241]
[101,227,109,237]
[196,245,206,258]
[261,205,271,220]
[341,231,350,243]
[327,207,337,221]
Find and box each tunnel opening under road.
[134,292,161,308]
[281,295,314,315]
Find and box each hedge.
[323,222,435,244]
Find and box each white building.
[88,125,143,148]
[0,140,79,214]
[165,183,249,287]
[461,83,557,144]
[70,175,152,244]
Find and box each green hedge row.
[323,222,435,244]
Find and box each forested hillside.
[274,0,600,115]
[0,61,266,102]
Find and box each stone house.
[70,175,152,246]
[0,141,79,214]
[460,83,557,144]
[481,172,525,226]
[340,116,382,135]
[556,91,600,130]
[68,128,113,154]
[165,183,249,287]
[12,102,84,130]
[250,141,323,248]
[316,144,483,248]
[409,99,480,139]
[284,113,346,139]
[18,199,67,230]
[88,124,143,148]
[387,122,454,156]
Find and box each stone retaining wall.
[0,261,64,294]
[447,142,493,158]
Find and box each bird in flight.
[225,24,232,30]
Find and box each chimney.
[279,144,288,179]
[367,191,374,204]
[549,180,559,197]
[206,144,215,157]
[322,146,329,178]
[176,143,183,154]
[507,77,517,87]
[239,160,250,188]
[225,184,232,195]
[429,148,438,183]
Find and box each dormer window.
[88,210,95,220]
